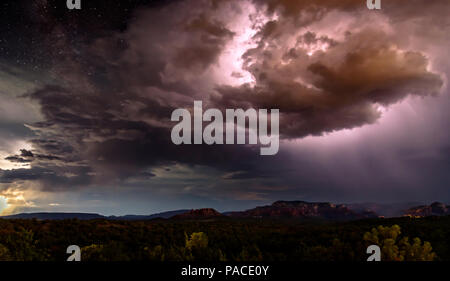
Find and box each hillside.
[0,214,449,261]
[403,202,450,217]
[2,201,450,221]
[173,208,224,219]
[227,200,378,220]
[0,210,189,221]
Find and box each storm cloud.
[0,0,449,213]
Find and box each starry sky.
[0,0,449,215]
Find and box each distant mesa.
[403,202,450,217]
[173,208,224,219]
[226,200,378,220]
[0,212,104,220]
[346,202,422,218]
[108,209,189,220]
[0,209,190,221]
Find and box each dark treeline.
[0,216,448,261]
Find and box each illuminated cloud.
[0,188,36,215]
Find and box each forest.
[0,216,448,261]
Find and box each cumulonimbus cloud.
[1,0,447,190]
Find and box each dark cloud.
[214,29,443,138]
[5,148,60,164]
[0,167,49,183]
[20,149,34,158]
[4,156,32,164]
[255,0,431,19]
[0,0,448,207]
[174,14,235,72]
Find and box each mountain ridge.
[1,201,449,221]
[0,209,189,221]
[403,202,450,217]
[226,200,378,220]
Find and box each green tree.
[146,245,165,261]
[4,228,48,261]
[185,232,208,251]
[0,244,11,261]
[399,237,436,261]
[237,244,263,261]
[81,242,130,261]
[81,244,106,261]
[363,225,436,261]
[183,232,226,261]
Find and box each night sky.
[0,0,449,215]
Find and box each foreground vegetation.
[0,216,448,261]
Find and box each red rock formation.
[173,208,223,219]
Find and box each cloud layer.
[0,0,449,213]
